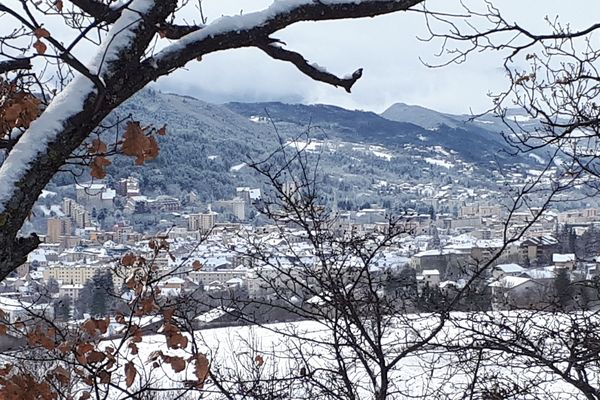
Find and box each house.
[59,284,83,300]
[410,248,470,278]
[520,235,559,265]
[489,276,546,309]
[421,269,440,287]
[552,253,576,270]
[492,263,525,279]
[520,267,556,283]
[190,270,246,288]
[75,182,115,211]
[0,295,54,324]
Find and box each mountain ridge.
[49,90,539,206]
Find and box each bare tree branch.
[258,42,363,93]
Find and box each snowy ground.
[97,312,591,399]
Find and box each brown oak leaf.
[33,39,47,54]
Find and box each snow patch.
[230,162,247,172]
[40,190,57,198]
[38,205,64,217]
[424,158,454,169]
[249,115,267,123]
[511,115,533,123]
[285,140,323,153]
[528,153,545,165]
[432,146,451,157]
[371,150,393,161]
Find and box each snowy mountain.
[381,103,466,130]
[382,102,542,134]
[54,90,541,205]
[225,101,525,165]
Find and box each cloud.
[153,1,509,113]
[5,0,600,114]
[154,0,600,114]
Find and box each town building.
[188,211,217,233]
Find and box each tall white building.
[188,211,217,233]
[63,198,91,228]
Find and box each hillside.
[225,101,524,165]
[381,102,466,130]
[49,90,541,208]
[382,102,542,134]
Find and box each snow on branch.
[89,0,154,76]
[0,76,96,214]
[258,42,363,92]
[0,0,155,215]
[149,0,421,86]
[0,58,32,74]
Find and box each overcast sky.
[148,0,600,114]
[6,0,600,115]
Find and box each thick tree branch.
[145,0,422,80]
[70,0,120,23]
[158,23,204,40]
[1,234,40,273]
[0,139,16,150]
[258,42,362,92]
[0,0,179,280]
[69,0,203,40]
[0,58,32,74]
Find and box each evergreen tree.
[386,267,418,300]
[429,205,436,221]
[554,268,573,309]
[430,226,441,249]
[74,270,115,318]
[568,228,577,255]
[75,279,94,319]
[45,278,60,295]
[557,224,570,253]
[53,295,71,321]
[90,271,115,317]
[418,284,445,312]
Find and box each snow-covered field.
[98,312,593,399]
[424,157,454,169]
[285,139,395,161]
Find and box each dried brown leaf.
[90,156,111,179]
[34,27,50,38]
[125,362,136,387]
[89,138,107,154]
[194,353,210,385]
[33,39,47,54]
[121,253,136,266]
[255,354,264,367]
[166,355,186,373]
